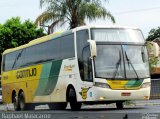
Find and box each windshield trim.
[96,42,145,45]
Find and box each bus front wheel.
[68,88,81,111]
[116,102,124,109]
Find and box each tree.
[146,41,159,74]
[0,17,46,65]
[146,27,160,41]
[146,27,160,75]
[0,17,45,51]
[35,0,115,33]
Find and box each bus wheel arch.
[12,90,16,103]
[66,85,81,111]
[66,84,75,102]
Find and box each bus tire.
[18,92,26,111]
[48,103,67,110]
[68,88,81,111]
[13,94,20,111]
[18,92,35,110]
[116,102,124,109]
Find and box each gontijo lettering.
[16,68,37,79]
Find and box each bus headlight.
[141,82,151,88]
[94,82,110,89]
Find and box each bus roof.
[2,25,140,55]
[72,25,139,31]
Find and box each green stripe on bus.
[44,60,62,95]
[35,62,52,96]
[35,60,62,96]
[125,79,143,88]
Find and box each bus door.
[79,45,93,100]
[76,30,94,100]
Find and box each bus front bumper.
[93,86,150,101]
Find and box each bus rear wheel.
[18,92,35,111]
[19,92,26,111]
[68,88,81,111]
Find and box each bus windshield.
[95,45,124,79]
[92,28,149,79]
[123,45,149,79]
[94,44,150,79]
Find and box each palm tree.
[35,0,115,34]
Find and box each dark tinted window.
[3,33,75,71]
[47,39,61,60]
[15,49,26,68]
[25,46,38,66]
[82,46,92,82]
[60,34,74,59]
[4,50,21,71]
[76,30,92,81]
[76,30,89,61]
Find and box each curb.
[134,100,160,106]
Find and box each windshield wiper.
[124,51,140,80]
[112,51,121,79]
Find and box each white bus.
[1,26,150,111]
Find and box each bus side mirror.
[88,40,97,58]
[150,42,159,57]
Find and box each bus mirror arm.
[88,40,97,58]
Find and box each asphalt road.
[0,104,160,119]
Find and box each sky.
[0,0,160,38]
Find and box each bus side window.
[76,30,90,81]
[82,46,93,82]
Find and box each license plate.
[121,92,131,96]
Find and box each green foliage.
[149,57,159,73]
[36,0,115,32]
[0,17,45,51]
[146,27,160,41]
[146,41,159,73]
[0,17,46,65]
